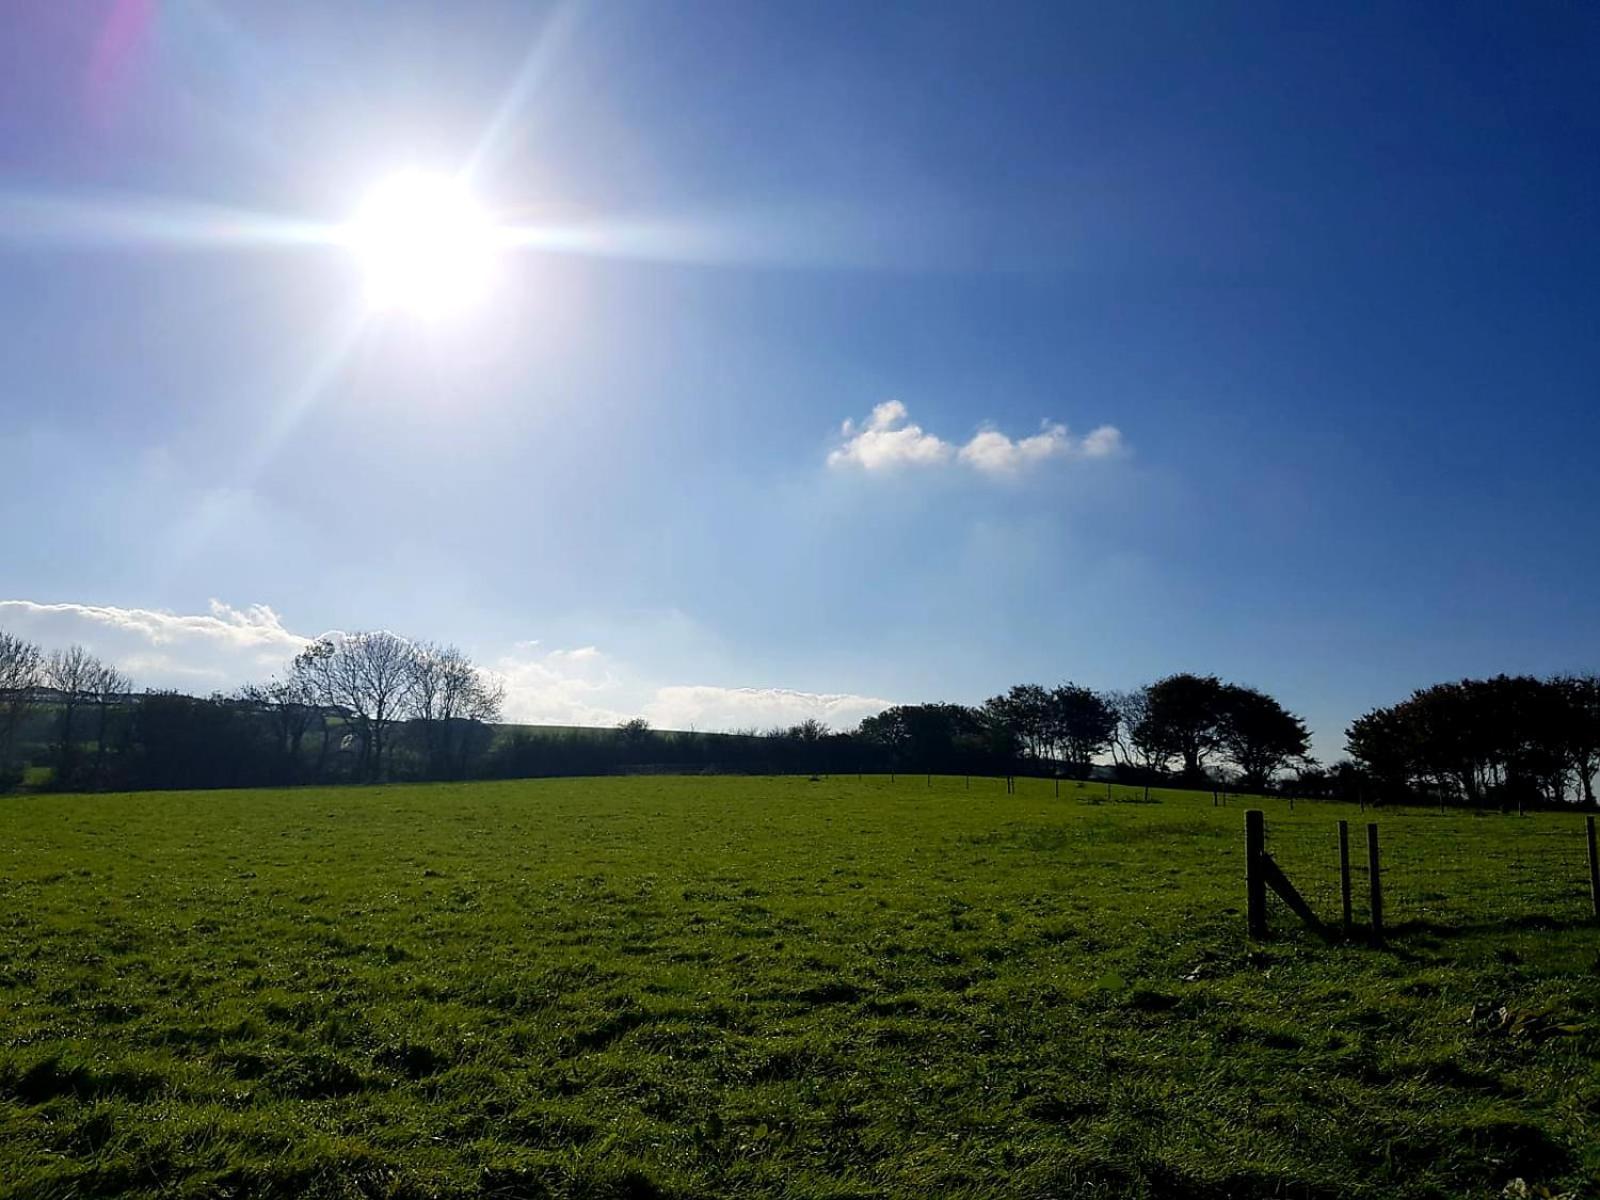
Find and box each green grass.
[1,777,1596,1199]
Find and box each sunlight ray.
[0,188,337,251]
[461,0,586,190]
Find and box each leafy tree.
[1347,674,1594,807]
[859,704,984,773]
[1554,674,1600,806]
[1219,685,1309,790]
[1142,673,1230,782]
[983,685,1051,762]
[1045,683,1115,777]
[1106,687,1171,777]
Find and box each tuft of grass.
[0,775,1596,1198]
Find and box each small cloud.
[827,400,954,470]
[492,644,632,727]
[548,645,600,662]
[1080,425,1125,458]
[829,403,1125,476]
[958,422,1073,474]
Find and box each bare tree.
[44,645,102,786]
[89,662,132,785]
[0,630,42,779]
[1106,687,1172,777]
[295,632,418,782]
[240,668,319,783]
[410,642,504,778]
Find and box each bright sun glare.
[348,171,497,318]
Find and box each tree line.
[1346,674,1600,808]
[0,629,505,791]
[3,623,1596,807]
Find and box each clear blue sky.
[2,1,1596,759]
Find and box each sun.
[347,171,498,318]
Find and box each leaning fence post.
[1586,815,1599,921]
[1366,822,1383,943]
[1338,820,1353,935]
[1246,809,1267,939]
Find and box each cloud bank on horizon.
[0,598,891,733]
[828,401,1125,475]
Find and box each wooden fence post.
[1366,822,1383,943]
[1246,809,1267,939]
[1338,820,1352,935]
[1586,815,1599,922]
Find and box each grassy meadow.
[1,776,1596,1199]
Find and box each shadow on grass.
[1385,912,1597,940]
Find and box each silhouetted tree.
[1044,683,1116,777]
[240,669,320,783]
[859,704,985,774]
[409,642,504,778]
[1347,674,1595,807]
[0,630,41,784]
[1555,674,1600,806]
[131,691,275,790]
[983,685,1051,763]
[1219,684,1309,790]
[1142,673,1230,782]
[1106,687,1170,778]
[43,645,102,787]
[88,662,131,787]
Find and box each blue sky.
[1,1,1596,759]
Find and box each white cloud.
[1080,425,1125,458]
[826,400,954,470]
[958,423,1073,474]
[492,643,892,733]
[492,644,635,727]
[829,402,1125,476]
[644,685,892,732]
[0,598,307,653]
[0,599,313,688]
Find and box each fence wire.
[1259,805,1595,934]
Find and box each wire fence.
[1258,805,1599,936]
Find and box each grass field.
[1,777,1597,1199]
